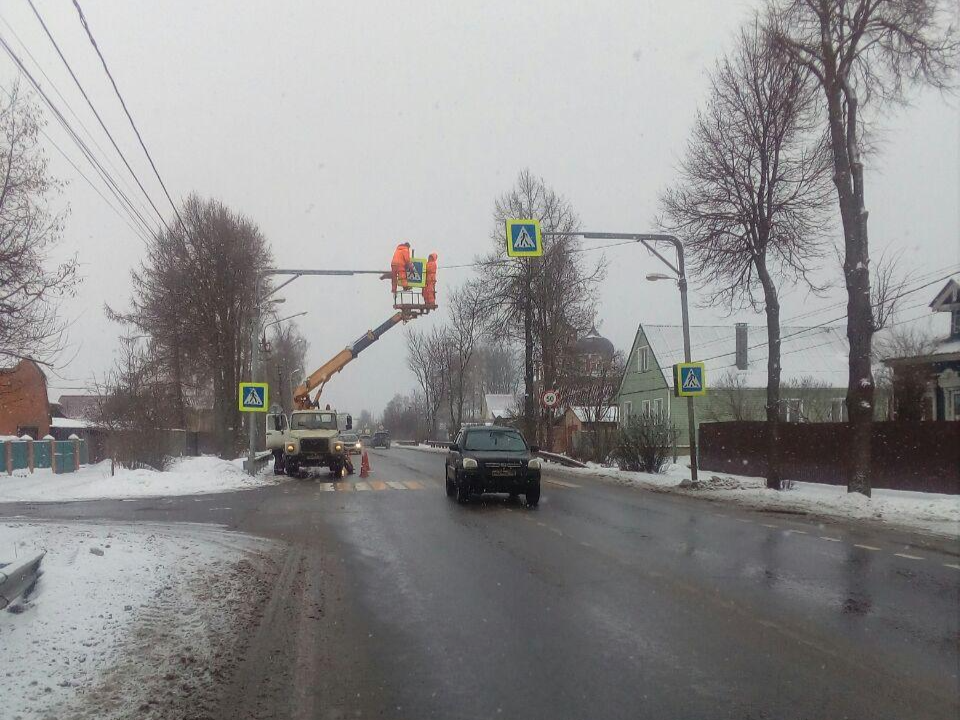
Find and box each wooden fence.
[699,421,960,494]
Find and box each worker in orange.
[423,252,438,308]
[390,242,414,293]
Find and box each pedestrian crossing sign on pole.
[674,363,706,397]
[239,382,269,412]
[505,219,543,257]
[406,257,427,288]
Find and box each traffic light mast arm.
[292,310,418,409]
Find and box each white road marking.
[549,527,563,536]
[853,544,881,551]
[319,484,336,492]
[943,563,960,570]
[386,481,407,490]
[760,523,778,529]
[786,529,808,535]
[536,522,547,527]
[579,541,593,548]
[736,519,752,524]
[544,478,580,488]
[354,482,372,491]
[820,536,842,542]
[894,553,925,561]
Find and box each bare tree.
[475,344,521,395]
[876,323,940,420]
[111,195,273,456]
[261,321,309,412]
[0,81,77,370]
[767,0,959,495]
[484,169,605,445]
[662,22,833,489]
[443,279,486,435]
[567,350,626,462]
[708,370,765,422]
[405,324,448,439]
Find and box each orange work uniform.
[423,253,438,307]
[391,243,413,293]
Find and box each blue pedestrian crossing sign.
[406,257,427,288]
[674,362,706,397]
[505,219,543,257]
[238,382,269,412]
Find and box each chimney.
[735,323,748,370]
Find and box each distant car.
[359,433,372,443]
[371,431,391,449]
[445,425,541,506]
[340,432,362,455]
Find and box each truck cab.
[269,409,353,478]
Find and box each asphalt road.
[3,447,958,720]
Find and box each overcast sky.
[2,0,957,414]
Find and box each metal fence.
[2,437,89,475]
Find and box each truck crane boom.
[293,309,420,409]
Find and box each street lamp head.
[646,272,675,282]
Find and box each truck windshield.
[464,429,527,452]
[291,412,337,430]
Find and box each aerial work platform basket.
[393,290,435,315]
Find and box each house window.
[652,398,663,417]
[829,398,847,422]
[782,399,803,423]
[642,400,651,416]
[637,347,649,373]
[952,310,960,337]
[623,401,633,421]
[951,390,960,422]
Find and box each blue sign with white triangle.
[674,363,706,397]
[238,382,269,412]
[505,219,543,257]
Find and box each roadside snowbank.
[0,455,282,502]
[0,520,277,720]
[547,461,960,538]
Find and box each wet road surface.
[2,446,958,719]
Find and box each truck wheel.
[273,450,285,475]
[445,477,455,497]
[285,462,300,478]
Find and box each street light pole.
[543,231,699,481]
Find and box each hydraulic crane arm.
[293,310,418,409]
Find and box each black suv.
[445,426,541,506]
[371,431,391,449]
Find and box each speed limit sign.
[541,389,560,409]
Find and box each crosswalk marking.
[387,481,408,490]
[334,482,352,491]
[355,482,372,491]
[369,481,387,490]
[544,478,580,488]
[313,480,431,492]
[403,481,425,490]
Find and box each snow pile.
[0,520,275,719]
[0,455,281,503]
[548,461,960,537]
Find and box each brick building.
[0,359,50,438]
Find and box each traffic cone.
[360,451,370,478]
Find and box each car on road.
[340,432,363,455]
[445,425,541,506]
[371,431,391,449]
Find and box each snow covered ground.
[0,455,282,503]
[0,520,278,720]
[549,461,960,539]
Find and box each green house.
[617,322,859,453]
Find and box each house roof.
[640,324,851,389]
[929,278,959,311]
[573,326,615,357]
[51,416,90,429]
[484,393,519,420]
[570,406,619,423]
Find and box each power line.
[0,10,142,208]
[25,0,171,235]
[0,30,159,240]
[71,0,186,230]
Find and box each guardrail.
[243,450,274,474]
[0,552,45,610]
[424,440,452,448]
